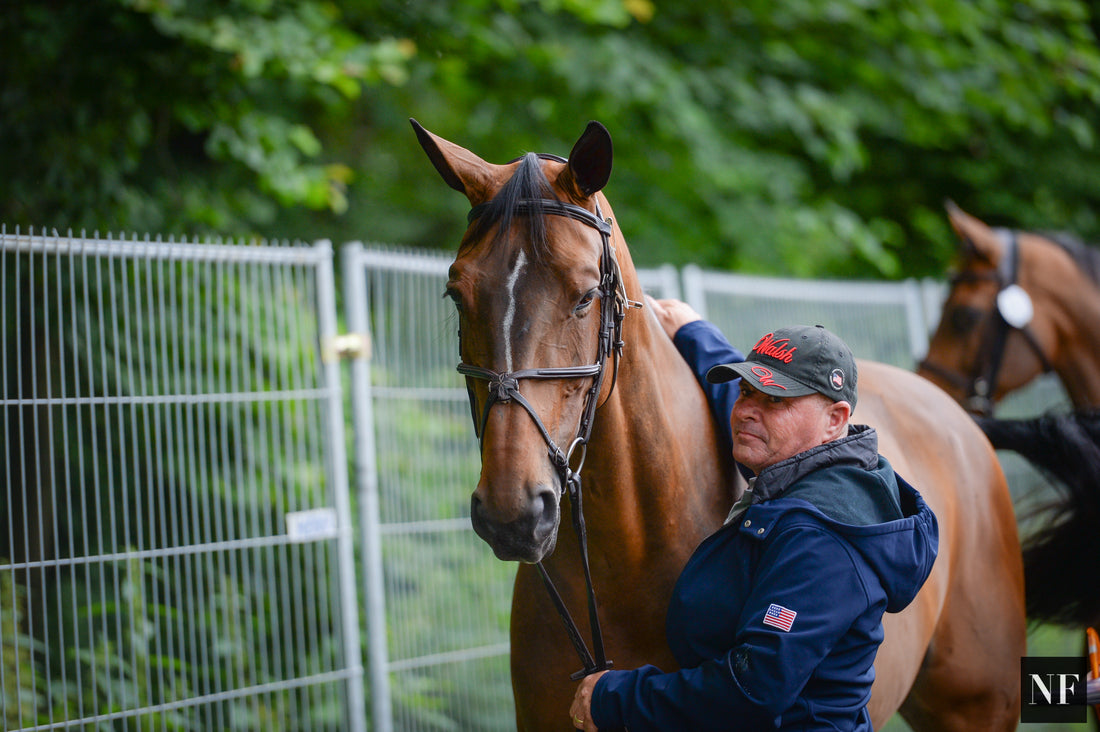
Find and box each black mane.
[468,152,559,260]
[1037,230,1100,284]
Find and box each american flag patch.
[762,603,796,632]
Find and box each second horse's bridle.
[455,153,641,679]
[919,229,1054,416]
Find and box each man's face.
[730,381,849,474]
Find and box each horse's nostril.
[470,493,488,532]
[533,488,558,536]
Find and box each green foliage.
[61,557,197,731]
[0,0,412,234]
[3,553,344,730]
[315,0,1100,279]
[3,0,1099,278]
[2,567,41,730]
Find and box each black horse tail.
[975,411,1100,628]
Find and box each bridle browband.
[919,229,1054,416]
[456,153,641,680]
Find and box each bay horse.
[412,119,1025,731]
[918,203,1100,630]
[918,202,1100,416]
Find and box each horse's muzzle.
[470,487,560,563]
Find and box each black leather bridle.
[455,154,640,679]
[919,229,1054,416]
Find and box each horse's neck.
[580,310,735,563]
[1056,339,1100,410]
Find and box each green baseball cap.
[706,324,857,409]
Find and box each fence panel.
[681,264,932,368]
[1,231,364,732]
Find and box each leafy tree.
[2,0,1099,278]
[0,0,412,235]
[327,0,1100,278]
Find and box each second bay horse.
[919,202,1100,415]
[413,119,1025,730]
[919,203,1100,630]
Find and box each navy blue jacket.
[590,320,939,731]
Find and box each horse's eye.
[443,287,464,314]
[574,289,598,315]
[949,306,982,335]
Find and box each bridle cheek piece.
[919,228,1054,417]
[455,180,641,680]
[458,194,635,486]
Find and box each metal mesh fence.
[342,244,513,732]
[682,265,934,369]
[1,230,364,732]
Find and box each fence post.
[315,240,369,732]
[342,241,394,732]
[902,277,931,364]
[681,263,707,320]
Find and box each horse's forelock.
[469,152,558,260]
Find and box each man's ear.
[825,400,852,440]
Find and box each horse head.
[412,119,631,563]
[918,202,1060,415]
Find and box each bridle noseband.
[919,229,1054,416]
[455,154,641,679]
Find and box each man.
[569,300,938,731]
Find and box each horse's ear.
[410,118,499,204]
[563,121,613,198]
[945,200,999,264]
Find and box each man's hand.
[569,670,609,730]
[647,296,702,340]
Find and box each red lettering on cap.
[752,333,797,364]
[750,365,787,390]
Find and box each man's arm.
[648,297,742,453]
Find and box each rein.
[457,167,641,680]
[920,229,1054,416]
